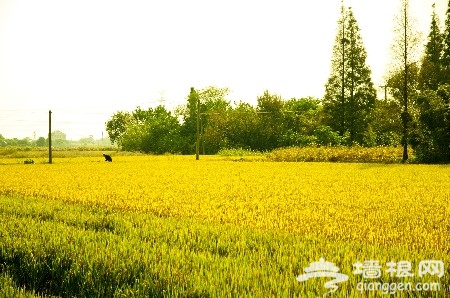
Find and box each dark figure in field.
[103,154,112,162]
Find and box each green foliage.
[178,86,231,154]
[99,81,444,164]
[198,87,232,154]
[0,137,33,147]
[412,86,450,163]
[370,99,402,146]
[389,0,422,161]
[120,106,182,154]
[313,125,345,146]
[105,111,131,147]
[35,137,47,147]
[221,101,260,151]
[323,6,376,144]
[283,97,323,138]
[279,129,316,147]
[418,4,444,91]
[267,146,405,163]
[217,148,263,156]
[255,90,285,151]
[441,0,450,81]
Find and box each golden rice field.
[0,155,448,297]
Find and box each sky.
[0,0,448,140]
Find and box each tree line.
[106,1,450,163]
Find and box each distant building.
[51,130,66,141]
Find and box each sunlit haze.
[0,0,447,140]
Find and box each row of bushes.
[266,146,408,163]
[216,146,411,164]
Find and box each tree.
[198,86,231,154]
[178,86,231,154]
[105,111,131,147]
[419,4,444,91]
[412,85,450,163]
[121,106,182,154]
[35,137,47,147]
[441,0,450,83]
[224,101,260,150]
[0,134,6,146]
[176,87,200,154]
[281,97,322,147]
[256,90,284,151]
[323,5,376,145]
[369,99,402,146]
[143,106,182,154]
[388,0,421,162]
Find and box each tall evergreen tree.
[388,0,421,162]
[323,5,376,145]
[441,0,450,83]
[419,3,444,90]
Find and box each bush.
[412,88,450,163]
[313,126,346,146]
[267,146,405,163]
[217,148,264,157]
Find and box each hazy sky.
[0,0,448,140]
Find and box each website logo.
[296,257,444,296]
[296,258,349,295]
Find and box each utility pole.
[201,116,205,155]
[189,87,200,160]
[196,92,200,160]
[380,85,388,100]
[48,110,52,164]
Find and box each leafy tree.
[419,4,444,91]
[105,111,131,147]
[17,138,31,146]
[178,86,230,154]
[202,111,228,154]
[121,122,146,152]
[198,87,231,154]
[255,90,284,151]
[412,85,450,163]
[323,5,376,145]
[121,106,182,154]
[388,0,421,162]
[78,136,95,146]
[35,137,47,147]
[313,125,344,146]
[143,106,182,154]
[177,87,200,154]
[281,97,322,147]
[370,99,402,146]
[223,102,260,150]
[0,134,6,146]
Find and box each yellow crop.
[1,156,448,250]
[0,155,448,297]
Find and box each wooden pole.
[48,110,52,164]
[195,88,200,160]
[380,85,388,101]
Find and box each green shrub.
[217,147,264,156]
[267,146,406,163]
